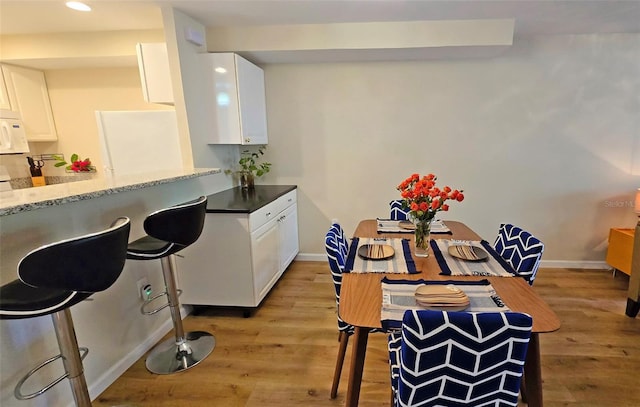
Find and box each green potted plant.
[226,145,272,189]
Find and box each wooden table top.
[340,219,561,333]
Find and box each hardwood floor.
[94,263,640,407]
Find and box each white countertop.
[0,168,221,216]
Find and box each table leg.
[524,333,543,407]
[345,327,369,407]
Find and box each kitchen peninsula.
[0,167,225,406]
[0,168,220,216]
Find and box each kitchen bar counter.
[204,184,297,213]
[0,168,220,216]
[1,167,226,406]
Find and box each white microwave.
[0,109,30,154]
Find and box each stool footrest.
[140,289,183,315]
[15,347,88,400]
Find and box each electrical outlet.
[136,277,150,300]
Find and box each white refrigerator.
[96,110,184,176]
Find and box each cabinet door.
[251,218,280,303]
[235,54,268,145]
[278,204,299,271]
[136,43,174,105]
[202,53,242,144]
[0,69,11,110]
[1,64,57,141]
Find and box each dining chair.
[325,222,383,398]
[493,223,545,285]
[389,200,409,221]
[325,223,355,398]
[387,310,532,407]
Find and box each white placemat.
[431,239,517,277]
[380,278,510,330]
[344,238,419,274]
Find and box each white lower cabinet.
[251,218,280,302]
[177,189,299,309]
[278,204,299,271]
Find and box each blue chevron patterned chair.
[390,200,410,221]
[325,223,354,398]
[493,223,545,285]
[325,222,383,398]
[387,310,532,407]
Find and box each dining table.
[339,219,561,407]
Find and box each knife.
[26,156,41,177]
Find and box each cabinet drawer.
[249,190,297,232]
[275,190,297,214]
[250,201,278,232]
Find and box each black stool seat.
[0,281,90,319]
[127,235,181,259]
[127,195,207,260]
[0,217,131,406]
[127,196,214,375]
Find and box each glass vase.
[414,218,432,257]
[239,172,255,189]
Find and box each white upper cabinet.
[1,64,57,141]
[136,43,174,105]
[201,53,268,145]
[0,69,11,111]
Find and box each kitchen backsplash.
[0,153,95,188]
[0,154,31,179]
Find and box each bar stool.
[126,196,214,374]
[0,217,131,406]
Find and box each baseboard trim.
[296,254,609,270]
[86,305,191,404]
[540,260,609,269]
[295,253,326,262]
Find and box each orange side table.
[606,228,635,276]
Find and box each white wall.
[162,7,237,190]
[263,33,640,264]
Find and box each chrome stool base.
[145,331,215,375]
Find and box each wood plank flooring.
[94,263,640,407]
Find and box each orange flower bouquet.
[397,173,464,256]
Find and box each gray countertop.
[0,168,221,216]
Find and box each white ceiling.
[1,0,639,37]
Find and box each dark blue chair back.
[325,223,353,333]
[493,223,545,285]
[388,310,532,407]
[389,200,409,221]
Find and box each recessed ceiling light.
[66,1,91,12]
